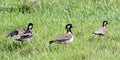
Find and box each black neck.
[27,27,30,30]
[27,27,32,31]
[103,23,106,27]
[67,28,72,33]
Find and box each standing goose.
[49,24,73,45]
[7,23,33,41]
[93,21,108,35]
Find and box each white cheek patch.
[104,22,107,25]
[67,25,70,28]
[29,26,33,28]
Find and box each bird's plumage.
[49,24,73,44]
[50,32,73,44]
[93,20,108,35]
[7,23,33,41]
[93,27,107,35]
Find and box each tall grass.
[0,0,120,60]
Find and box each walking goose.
[7,23,33,41]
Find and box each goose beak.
[107,21,109,24]
[72,26,75,28]
[31,26,34,28]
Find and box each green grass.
[0,0,120,60]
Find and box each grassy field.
[0,0,120,60]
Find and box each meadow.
[0,0,120,60]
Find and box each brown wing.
[16,29,26,36]
[55,33,72,41]
[18,32,33,40]
[16,29,33,41]
[94,27,107,35]
[22,31,33,36]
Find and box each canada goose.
[93,21,108,35]
[7,23,33,41]
[49,24,73,45]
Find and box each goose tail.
[7,30,18,37]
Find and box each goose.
[49,24,73,45]
[7,23,33,41]
[93,20,108,35]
